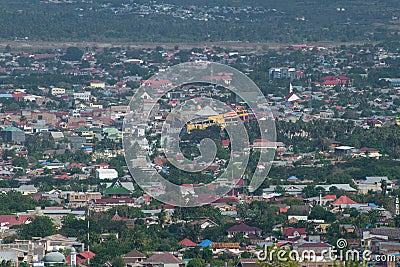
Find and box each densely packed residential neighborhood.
[0,42,399,266]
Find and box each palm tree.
[381,179,387,196]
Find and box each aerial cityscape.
[0,0,400,267]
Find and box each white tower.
[70,247,77,266]
[396,197,399,216]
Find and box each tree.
[60,214,88,238]
[62,47,84,61]
[19,216,56,239]
[187,258,206,267]
[309,206,336,222]
[0,191,36,213]
[111,256,125,267]
[241,251,256,258]
[4,45,11,53]
[381,179,387,196]
[0,260,12,267]
[12,156,28,169]
[274,185,286,195]
[395,215,400,227]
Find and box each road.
[0,40,372,52]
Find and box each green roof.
[2,126,23,132]
[103,186,132,195]
[74,127,88,133]
[103,128,121,134]
[90,127,102,132]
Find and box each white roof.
[362,176,391,184]
[196,106,219,117]
[317,184,357,192]
[96,168,118,174]
[50,132,64,139]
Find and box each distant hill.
[0,0,399,43]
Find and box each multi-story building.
[269,67,296,79]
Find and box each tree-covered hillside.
[0,0,400,43]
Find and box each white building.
[356,176,393,194]
[73,91,91,101]
[96,168,119,180]
[51,87,66,96]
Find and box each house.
[121,250,146,267]
[111,211,135,226]
[355,176,393,194]
[315,223,330,234]
[141,252,184,267]
[211,242,240,254]
[49,132,64,141]
[252,139,285,150]
[67,192,102,205]
[103,179,134,198]
[15,184,38,195]
[318,76,352,87]
[364,227,400,241]
[227,223,262,238]
[198,218,218,229]
[269,67,296,80]
[296,242,333,261]
[288,215,308,224]
[282,227,307,239]
[90,80,106,88]
[332,195,359,208]
[1,127,25,143]
[73,91,91,101]
[287,176,300,183]
[262,185,306,197]
[96,168,118,180]
[334,146,356,156]
[358,147,382,159]
[50,87,66,95]
[339,224,356,234]
[0,215,34,232]
[76,250,96,264]
[178,238,198,247]
[41,234,84,252]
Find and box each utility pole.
[87,201,91,266]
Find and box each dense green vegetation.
[276,120,400,156]
[0,191,37,214]
[0,0,399,43]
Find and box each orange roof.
[332,195,358,205]
[78,251,96,259]
[280,207,290,213]
[178,238,197,247]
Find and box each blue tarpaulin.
[198,239,212,247]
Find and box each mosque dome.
[43,249,66,264]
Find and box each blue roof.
[198,239,212,247]
[0,94,12,98]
